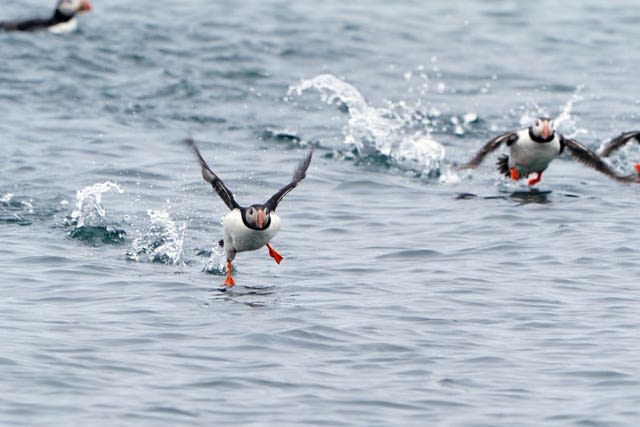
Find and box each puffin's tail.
[496,155,510,177]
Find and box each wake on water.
[286,75,606,185]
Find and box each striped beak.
[542,120,552,139]
[79,0,92,12]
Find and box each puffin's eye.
[535,119,540,127]
[248,208,254,215]
[263,208,269,217]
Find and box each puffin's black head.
[244,204,271,230]
[56,0,92,17]
[531,117,555,140]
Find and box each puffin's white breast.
[48,17,78,34]
[222,208,281,253]
[509,129,561,174]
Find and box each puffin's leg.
[510,168,521,180]
[635,163,640,174]
[224,260,235,287]
[527,171,543,186]
[266,243,283,264]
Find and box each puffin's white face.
[532,118,554,139]
[57,0,92,16]
[245,205,271,230]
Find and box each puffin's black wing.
[458,131,518,169]
[185,138,240,210]
[600,130,640,157]
[0,19,50,31]
[561,136,638,183]
[264,148,313,211]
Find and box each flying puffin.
[186,138,313,287]
[599,130,640,173]
[458,118,639,185]
[0,0,92,33]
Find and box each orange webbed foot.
[510,168,521,180]
[224,261,235,287]
[266,243,283,264]
[635,163,640,174]
[527,171,543,186]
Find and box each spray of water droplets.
[288,74,446,178]
[66,181,126,245]
[127,209,186,265]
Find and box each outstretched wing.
[264,148,313,211]
[458,132,518,169]
[600,130,640,157]
[185,138,240,210]
[561,136,638,183]
[0,18,49,31]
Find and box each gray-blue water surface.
[2,1,640,426]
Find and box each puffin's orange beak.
[79,0,92,12]
[258,209,264,229]
[542,121,551,139]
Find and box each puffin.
[0,0,92,33]
[186,138,313,287]
[599,130,640,173]
[458,117,639,185]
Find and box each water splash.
[69,181,123,228]
[202,242,227,275]
[451,113,480,136]
[67,181,126,245]
[0,193,35,226]
[0,193,14,204]
[126,210,185,265]
[287,74,446,178]
[554,85,584,136]
[516,86,586,138]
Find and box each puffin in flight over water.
[458,118,639,185]
[0,0,92,33]
[186,138,313,287]
[599,130,640,173]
